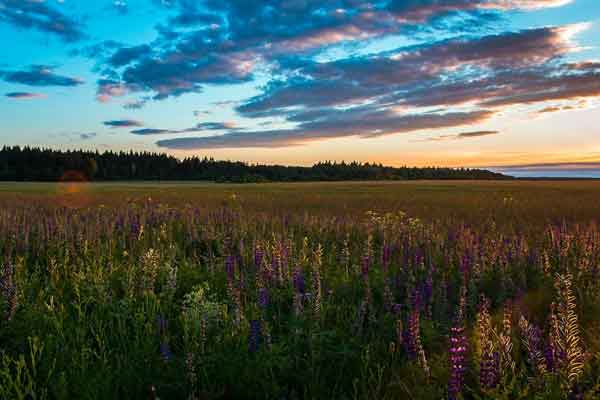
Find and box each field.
[2,181,600,399]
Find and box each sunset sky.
[1,0,599,174]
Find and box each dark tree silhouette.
[0,146,510,182]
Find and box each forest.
[0,146,508,182]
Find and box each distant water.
[492,169,600,179]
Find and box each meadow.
[2,180,600,399]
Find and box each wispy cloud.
[0,0,85,42]
[79,132,97,140]
[103,119,143,128]
[1,65,83,87]
[422,130,500,141]
[5,91,45,100]
[157,110,495,149]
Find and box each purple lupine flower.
[254,245,264,269]
[519,316,547,376]
[258,287,269,309]
[160,341,173,362]
[383,279,394,312]
[311,264,322,318]
[249,319,261,353]
[225,254,235,284]
[361,255,370,282]
[405,309,420,359]
[448,318,467,400]
[392,303,402,315]
[1,262,17,321]
[155,314,172,362]
[411,287,422,312]
[156,314,168,336]
[480,351,500,389]
[382,243,391,272]
[272,253,282,285]
[544,340,555,372]
[293,267,305,294]
[424,273,433,302]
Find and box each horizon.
[1,0,600,177]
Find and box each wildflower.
[554,273,584,387]
[382,243,391,272]
[293,267,305,294]
[164,263,177,298]
[395,319,403,348]
[254,244,264,269]
[383,279,394,312]
[311,250,322,318]
[1,262,17,321]
[405,308,421,359]
[186,352,197,388]
[545,339,556,372]
[448,315,467,399]
[249,319,261,353]
[519,316,547,377]
[156,314,168,337]
[160,341,173,362]
[477,297,499,389]
[225,254,235,284]
[389,341,396,355]
[497,300,515,377]
[258,287,269,310]
[139,248,160,294]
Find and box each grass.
[1,181,600,399]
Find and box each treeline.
[0,146,509,182]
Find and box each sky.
[1,0,600,175]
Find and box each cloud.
[79,132,97,140]
[0,0,84,42]
[196,122,239,130]
[92,0,571,101]
[123,98,148,109]
[494,161,600,171]
[238,26,576,115]
[0,65,83,87]
[537,103,585,113]
[157,109,495,149]
[96,79,136,102]
[108,45,152,68]
[423,130,499,141]
[5,91,45,99]
[131,128,175,135]
[131,121,240,135]
[103,119,143,128]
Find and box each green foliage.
[1,182,600,399]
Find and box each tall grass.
[1,183,600,399]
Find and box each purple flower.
[361,255,370,282]
[160,341,173,362]
[156,314,168,336]
[405,310,420,359]
[544,340,555,372]
[448,317,467,400]
[249,319,262,353]
[293,268,305,294]
[480,350,500,389]
[382,243,391,271]
[1,262,17,321]
[258,287,269,309]
[254,245,264,269]
[225,254,235,284]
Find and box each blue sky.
[1,0,600,174]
